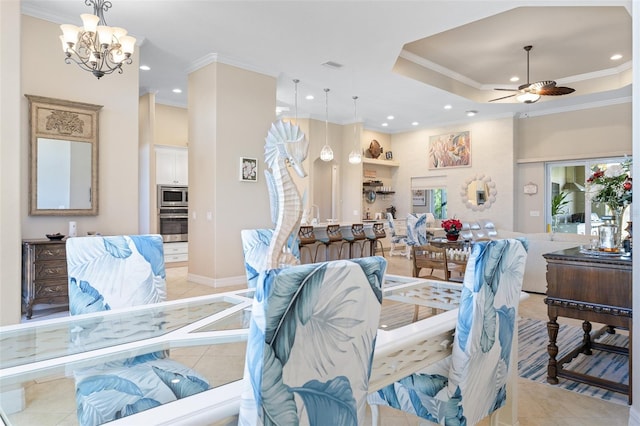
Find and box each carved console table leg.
[581,320,592,355]
[547,318,559,384]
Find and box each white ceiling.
[22,1,633,134]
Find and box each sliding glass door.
[546,157,629,237]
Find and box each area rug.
[518,317,629,405]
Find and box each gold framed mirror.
[26,95,102,216]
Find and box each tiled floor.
[6,255,630,425]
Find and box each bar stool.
[366,222,386,257]
[340,223,367,259]
[314,224,343,261]
[298,225,317,264]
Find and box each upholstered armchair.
[368,238,528,426]
[66,235,210,426]
[238,256,387,425]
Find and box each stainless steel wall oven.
[158,185,188,242]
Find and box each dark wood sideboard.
[22,239,68,319]
[543,246,632,404]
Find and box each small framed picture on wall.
[412,189,426,206]
[239,157,258,182]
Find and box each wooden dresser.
[22,239,68,319]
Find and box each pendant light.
[348,96,362,164]
[293,78,300,124]
[320,88,334,162]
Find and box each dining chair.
[66,234,210,426]
[406,213,429,248]
[241,229,301,288]
[386,213,410,258]
[368,238,528,426]
[238,256,387,426]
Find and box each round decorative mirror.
[460,174,497,211]
[365,189,377,204]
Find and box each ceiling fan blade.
[493,88,519,92]
[538,86,575,96]
[530,80,556,91]
[489,93,517,102]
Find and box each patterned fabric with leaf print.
[66,235,210,426]
[368,239,528,426]
[238,256,386,426]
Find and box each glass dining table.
[0,274,520,425]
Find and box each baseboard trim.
[186,273,246,288]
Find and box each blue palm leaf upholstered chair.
[66,235,210,426]
[238,256,387,426]
[386,213,410,258]
[241,229,301,288]
[368,238,528,426]
[406,213,430,248]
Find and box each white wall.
[391,117,516,230]
[188,61,276,284]
[0,0,23,325]
[515,102,632,233]
[21,15,140,239]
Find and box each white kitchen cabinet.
[156,146,188,185]
[164,241,188,263]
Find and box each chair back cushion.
[406,213,428,246]
[447,238,527,423]
[369,239,527,425]
[239,256,386,426]
[66,235,167,315]
[241,229,301,289]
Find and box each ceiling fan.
[489,45,575,104]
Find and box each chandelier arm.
[64,46,123,78]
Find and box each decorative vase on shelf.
[446,233,460,242]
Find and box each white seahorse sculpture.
[263,120,309,269]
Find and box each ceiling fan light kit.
[490,45,575,104]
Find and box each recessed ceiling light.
[610,53,623,61]
[381,123,388,127]
[510,76,519,82]
[172,88,182,94]
[386,115,395,120]
[411,122,419,126]
[305,95,314,100]
[466,110,477,117]
[139,65,151,71]
[444,104,452,110]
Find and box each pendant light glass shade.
[320,88,334,162]
[348,95,362,164]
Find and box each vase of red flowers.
[586,158,632,250]
[442,218,462,242]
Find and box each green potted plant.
[551,191,570,231]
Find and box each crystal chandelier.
[348,96,362,164]
[320,88,334,162]
[59,0,136,79]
